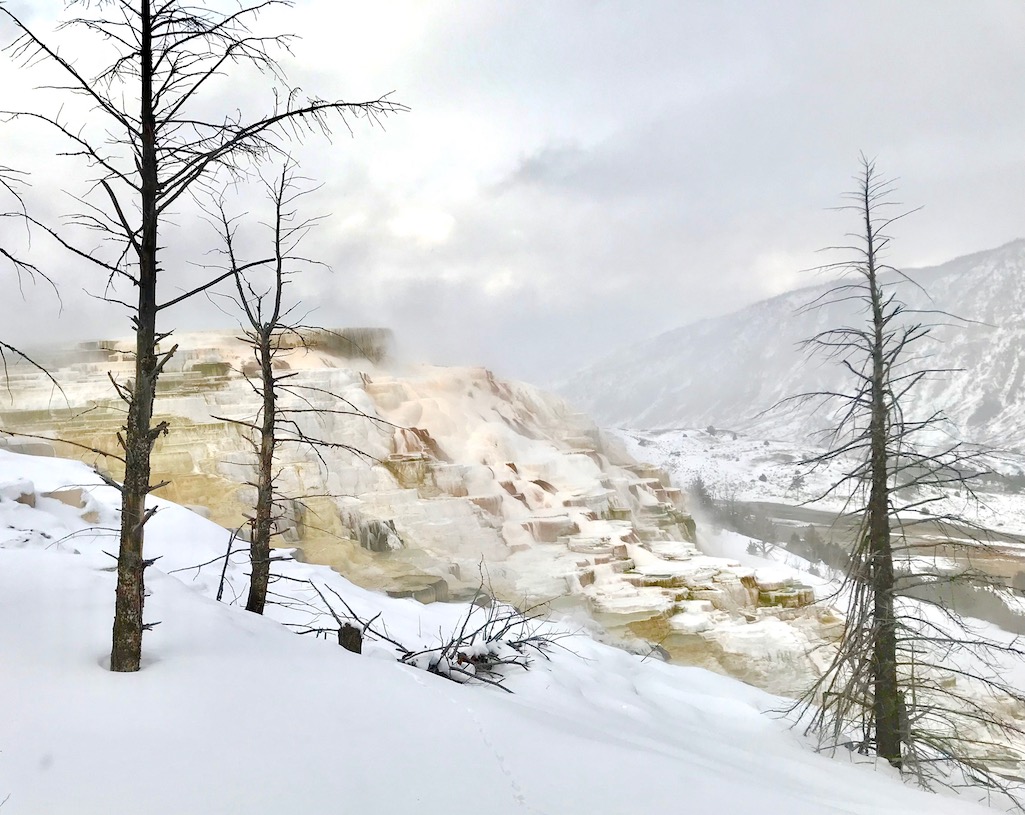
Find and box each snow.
[0,449,996,813]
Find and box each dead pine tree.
[786,156,1025,801]
[0,1,405,671]
[206,160,381,615]
[845,154,904,768]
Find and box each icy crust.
[0,450,994,814]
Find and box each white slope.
[0,450,994,814]
[559,240,1025,449]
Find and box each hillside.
[4,328,1024,804]
[0,449,996,814]
[559,240,1025,447]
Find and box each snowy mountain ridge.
[560,240,1025,447]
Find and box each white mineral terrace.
[1,329,825,691]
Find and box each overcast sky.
[1,1,1024,385]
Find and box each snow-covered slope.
[560,240,1025,446]
[0,449,995,814]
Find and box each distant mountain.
[559,240,1025,448]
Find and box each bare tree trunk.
[111,0,159,673]
[208,163,382,615]
[864,190,901,765]
[246,329,276,614]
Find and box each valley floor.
[614,426,1025,559]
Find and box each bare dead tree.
[0,1,406,671]
[205,159,385,615]
[785,156,1025,804]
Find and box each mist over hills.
[559,240,1025,449]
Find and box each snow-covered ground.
[0,449,1001,813]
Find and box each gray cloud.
[2,1,1025,385]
